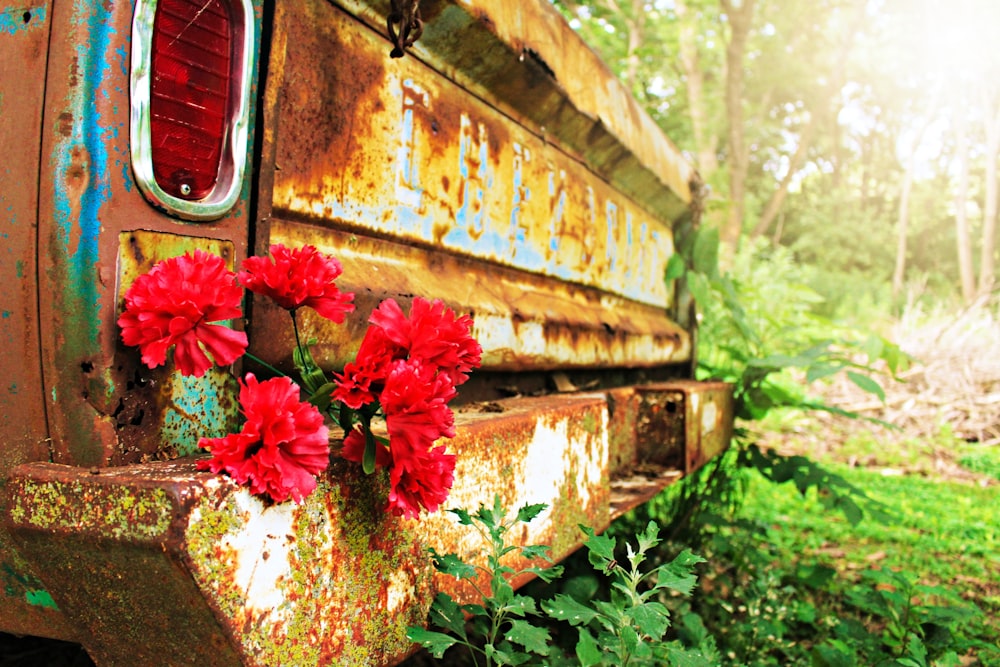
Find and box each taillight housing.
[130,0,254,220]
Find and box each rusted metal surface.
[334,0,695,223]
[5,383,728,666]
[33,0,261,468]
[251,222,690,373]
[0,0,263,643]
[269,0,676,307]
[114,231,241,461]
[0,0,82,642]
[251,0,692,372]
[0,0,726,657]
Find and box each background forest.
[553,0,1000,315]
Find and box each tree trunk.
[954,100,977,303]
[749,1,864,242]
[892,143,919,300]
[676,0,719,178]
[979,92,1000,296]
[719,0,755,257]
[749,113,817,240]
[892,106,938,299]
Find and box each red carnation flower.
[118,249,248,377]
[198,374,330,503]
[368,297,482,385]
[332,326,405,409]
[343,428,456,520]
[381,359,456,461]
[238,244,355,322]
[387,446,456,519]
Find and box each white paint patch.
[386,568,415,614]
[220,493,298,624]
[701,399,717,435]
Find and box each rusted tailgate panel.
[336,0,695,222]
[251,0,693,373]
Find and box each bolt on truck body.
[0,0,733,664]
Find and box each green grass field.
[720,428,1000,665]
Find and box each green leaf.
[543,594,600,626]
[500,595,537,617]
[361,425,377,475]
[430,551,477,580]
[427,592,470,636]
[524,564,564,582]
[664,252,687,281]
[306,381,336,411]
[505,619,552,656]
[484,643,520,666]
[516,503,548,524]
[619,624,640,654]
[581,526,616,566]
[519,544,554,562]
[627,603,670,640]
[687,271,713,311]
[846,370,885,401]
[448,507,473,525]
[575,627,603,667]
[636,520,660,554]
[691,226,720,277]
[405,627,460,659]
[806,364,843,384]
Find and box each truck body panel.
[0,0,729,663]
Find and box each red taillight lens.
[150,0,232,200]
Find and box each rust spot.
[57,112,74,137]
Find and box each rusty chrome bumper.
[4,381,731,666]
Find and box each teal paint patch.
[162,371,236,457]
[15,259,23,278]
[0,3,46,36]
[25,588,59,610]
[51,1,117,350]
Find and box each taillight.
[131,0,254,220]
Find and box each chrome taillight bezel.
[130,0,254,221]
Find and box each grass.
[742,464,1000,592]
[721,420,1000,665]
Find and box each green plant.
[542,522,717,666]
[407,496,564,666]
[816,568,978,666]
[408,497,717,666]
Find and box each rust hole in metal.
[125,368,149,391]
[80,361,94,373]
[22,10,31,23]
[665,401,677,413]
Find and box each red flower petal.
[199,374,330,503]
[239,244,355,322]
[118,249,247,377]
[387,446,456,519]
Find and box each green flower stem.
[289,309,306,367]
[242,352,287,378]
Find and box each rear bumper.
[3,380,731,666]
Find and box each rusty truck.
[0,0,732,663]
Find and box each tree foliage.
[552,0,1000,309]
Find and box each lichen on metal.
[8,476,173,542]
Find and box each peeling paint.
[0,3,46,36]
